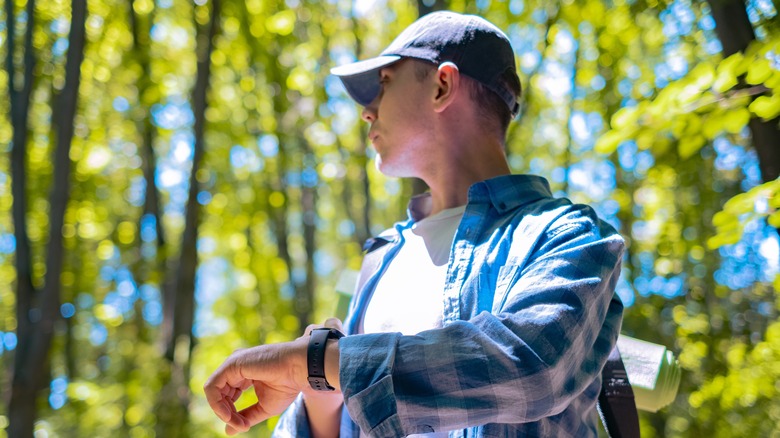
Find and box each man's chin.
[375,160,417,179]
[375,156,392,175]
[375,156,400,177]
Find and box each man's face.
[360,59,434,178]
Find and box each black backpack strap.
[598,345,640,438]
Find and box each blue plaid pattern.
[275,175,625,437]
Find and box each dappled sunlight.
[0,0,779,436]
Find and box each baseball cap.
[331,11,521,116]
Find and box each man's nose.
[361,99,379,123]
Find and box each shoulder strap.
[598,345,641,438]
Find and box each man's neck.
[412,101,513,216]
[423,139,512,216]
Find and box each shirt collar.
[406,174,552,221]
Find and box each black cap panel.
[331,11,520,115]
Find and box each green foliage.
[687,320,780,437]
[595,36,780,160]
[0,0,779,436]
[708,178,780,249]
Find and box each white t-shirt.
[361,204,466,438]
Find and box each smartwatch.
[307,327,344,391]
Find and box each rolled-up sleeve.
[339,206,625,437]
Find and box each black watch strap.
[307,328,345,391]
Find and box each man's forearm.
[304,392,343,438]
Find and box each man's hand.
[203,318,344,435]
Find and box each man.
[204,11,625,437]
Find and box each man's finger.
[238,402,273,429]
[204,383,233,422]
[225,409,252,436]
[226,424,238,436]
[229,386,243,403]
[323,317,343,330]
[225,402,271,435]
[204,361,250,423]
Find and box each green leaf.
[712,211,733,227]
[594,130,624,154]
[707,235,723,249]
[768,192,780,209]
[671,116,688,138]
[636,129,655,150]
[723,193,753,213]
[748,94,780,120]
[611,106,640,130]
[713,74,739,94]
[722,108,751,134]
[718,52,747,76]
[690,62,716,90]
[768,212,780,229]
[684,113,703,135]
[746,58,772,85]
[652,136,673,155]
[702,113,723,140]
[721,230,742,246]
[765,71,780,90]
[713,52,746,93]
[678,135,706,159]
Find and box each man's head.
[332,11,521,137]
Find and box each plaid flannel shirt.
[275,174,625,437]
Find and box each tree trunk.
[301,150,317,328]
[332,14,372,246]
[130,0,166,247]
[8,0,86,435]
[156,0,219,435]
[164,0,219,365]
[708,0,780,182]
[6,0,36,412]
[264,41,313,330]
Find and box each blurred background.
[1,0,779,436]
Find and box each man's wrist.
[307,328,343,391]
[324,338,341,391]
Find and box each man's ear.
[432,62,460,113]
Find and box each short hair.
[413,60,521,138]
